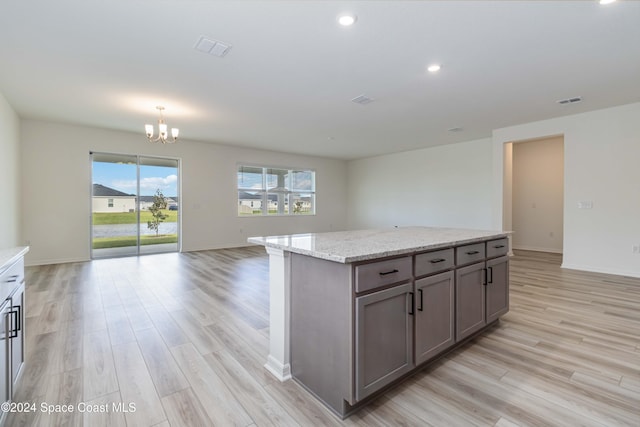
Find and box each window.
[238,165,315,216]
[108,198,114,208]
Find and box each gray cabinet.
[456,240,510,341]
[486,256,509,324]
[415,270,455,364]
[355,282,413,401]
[455,262,486,341]
[289,237,509,418]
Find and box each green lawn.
[93,210,178,225]
[92,234,178,249]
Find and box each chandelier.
[145,106,179,144]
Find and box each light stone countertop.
[248,227,509,263]
[0,246,30,275]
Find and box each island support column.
[264,247,292,381]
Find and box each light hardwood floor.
[6,248,640,426]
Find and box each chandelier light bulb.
[145,106,179,144]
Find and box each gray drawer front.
[487,238,508,258]
[355,256,412,293]
[456,243,486,266]
[415,248,454,277]
[0,257,24,302]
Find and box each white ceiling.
[1,1,639,160]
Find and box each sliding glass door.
[91,153,180,259]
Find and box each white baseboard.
[264,355,292,382]
[512,245,563,254]
[25,256,90,267]
[561,263,640,279]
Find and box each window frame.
[237,164,316,217]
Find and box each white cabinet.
[0,250,28,427]
[0,299,11,425]
[9,283,25,387]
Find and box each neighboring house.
[238,191,265,213]
[92,184,136,213]
[238,191,312,214]
[93,185,178,212]
[139,196,178,211]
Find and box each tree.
[147,189,168,236]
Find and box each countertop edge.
[0,246,30,274]
[248,232,509,264]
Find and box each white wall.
[512,136,564,253]
[20,120,348,265]
[0,92,21,249]
[347,138,494,230]
[493,102,640,278]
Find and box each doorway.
[91,152,180,259]
[504,136,564,254]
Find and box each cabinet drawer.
[487,238,508,258]
[0,257,24,302]
[456,243,485,266]
[415,248,454,277]
[355,256,412,293]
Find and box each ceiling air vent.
[447,127,464,132]
[194,35,232,58]
[556,96,582,105]
[351,94,374,105]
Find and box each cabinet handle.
[418,289,423,312]
[9,310,18,339]
[466,250,479,255]
[12,304,21,332]
[6,275,18,283]
[379,269,399,276]
[408,292,415,315]
[483,268,488,286]
[488,267,493,284]
[494,245,505,249]
[429,258,446,264]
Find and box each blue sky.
[93,162,178,196]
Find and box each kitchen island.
[248,227,510,417]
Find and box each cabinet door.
[355,282,413,401]
[0,300,11,417]
[455,262,486,341]
[10,283,25,387]
[415,271,455,365]
[486,256,509,324]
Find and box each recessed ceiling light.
[599,0,616,5]
[338,14,357,26]
[427,64,441,73]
